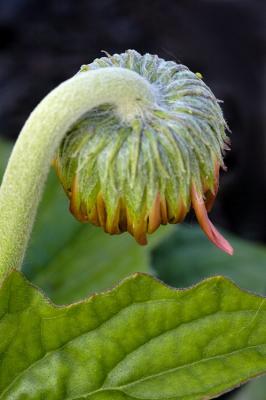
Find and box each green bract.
[1,270,266,399]
[54,50,232,253]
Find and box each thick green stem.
[0,67,155,277]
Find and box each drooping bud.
[53,50,233,254]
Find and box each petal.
[191,185,233,255]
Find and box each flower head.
[53,50,233,254]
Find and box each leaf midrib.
[71,343,266,400]
[1,304,265,399]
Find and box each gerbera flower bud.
[53,50,233,255]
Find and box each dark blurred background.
[0,0,265,245]
[0,1,265,398]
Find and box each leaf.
[0,138,171,304]
[152,225,266,296]
[1,270,266,400]
[0,138,12,177]
[151,225,266,399]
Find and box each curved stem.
[0,67,155,277]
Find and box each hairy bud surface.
[54,50,233,254]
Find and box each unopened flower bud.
[53,50,233,254]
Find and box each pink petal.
[191,185,233,255]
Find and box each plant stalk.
[0,67,155,278]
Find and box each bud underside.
[54,50,233,254]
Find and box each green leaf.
[1,270,266,400]
[152,225,266,295]
[0,138,171,304]
[152,225,266,399]
[0,138,12,177]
